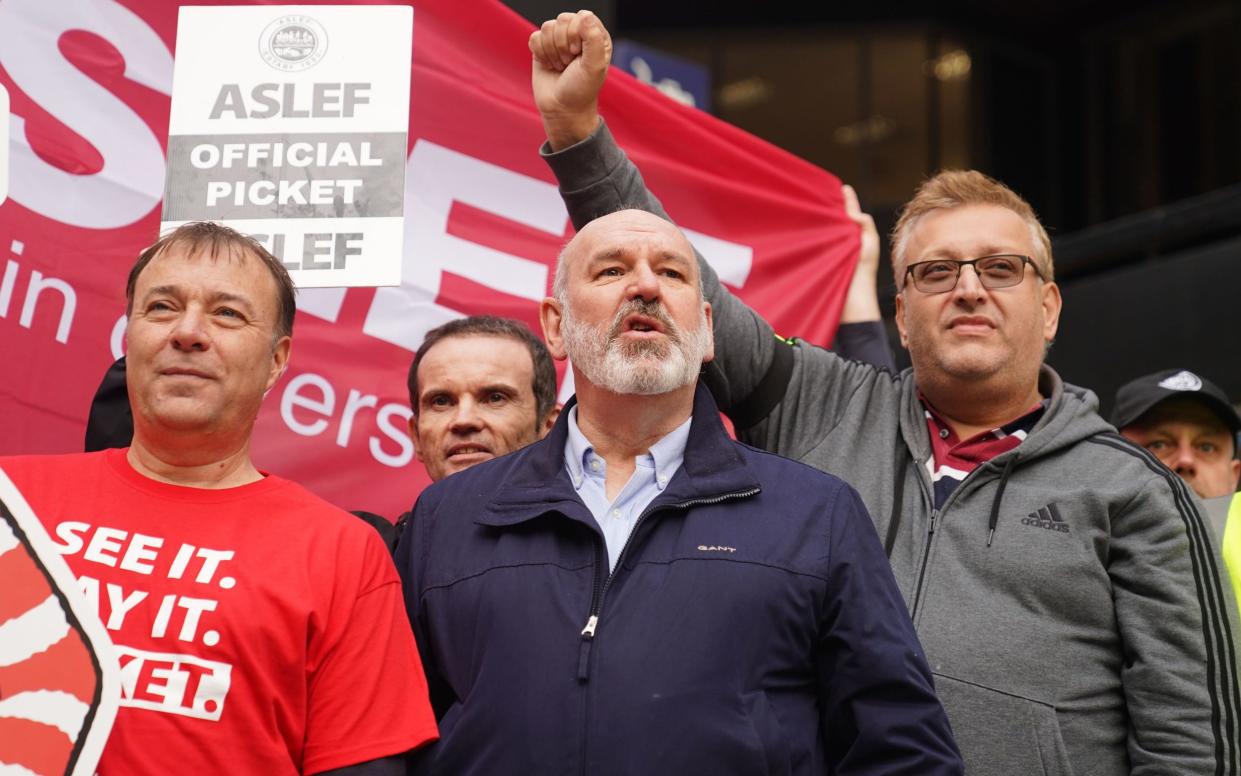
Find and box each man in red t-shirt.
[0,222,437,775]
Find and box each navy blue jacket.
[396,384,961,775]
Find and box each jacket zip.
[577,541,608,680]
[910,509,939,613]
[570,484,754,774]
[908,454,1017,617]
[575,487,758,776]
[576,486,760,681]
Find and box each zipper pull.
[577,615,599,682]
[581,614,598,638]
[928,510,939,535]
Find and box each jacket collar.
[477,381,760,528]
[898,363,1110,469]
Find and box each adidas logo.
[1021,503,1070,533]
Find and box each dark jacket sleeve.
[818,484,963,775]
[84,356,132,452]
[394,494,456,722]
[830,321,896,374]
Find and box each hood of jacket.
[897,363,1114,472]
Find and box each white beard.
[561,298,710,395]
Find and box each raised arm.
[832,185,896,372]
[531,11,780,415]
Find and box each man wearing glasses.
[527,11,1239,775]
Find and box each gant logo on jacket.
[697,545,737,553]
[1021,503,1069,533]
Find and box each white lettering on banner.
[110,314,127,359]
[338,390,378,448]
[0,0,172,228]
[295,287,347,323]
[371,403,414,467]
[0,242,19,314]
[1,242,78,345]
[19,271,77,345]
[362,140,563,352]
[282,373,334,437]
[355,139,755,354]
[682,228,754,288]
[279,371,414,467]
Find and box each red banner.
[0,0,856,518]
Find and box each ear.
[1040,281,1062,342]
[540,296,568,360]
[701,302,715,364]
[1229,458,1240,492]
[893,291,910,349]
[265,336,292,392]
[539,405,561,439]
[407,415,426,464]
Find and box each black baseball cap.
[1112,368,1241,433]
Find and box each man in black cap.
[1114,368,1241,500]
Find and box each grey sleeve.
[540,120,778,415]
[1109,476,1241,774]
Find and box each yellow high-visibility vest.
[1226,494,1241,611]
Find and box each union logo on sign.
[259,15,328,71]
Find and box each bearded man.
[394,208,963,775]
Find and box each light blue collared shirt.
[564,406,691,572]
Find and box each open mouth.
[447,444,491,458]
[622,314,665,334]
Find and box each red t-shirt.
[0,449,437,775]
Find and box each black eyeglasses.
[902,254,1043,293]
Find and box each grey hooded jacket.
[542,122,1240,775]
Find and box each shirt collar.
[564,406,692,492]
[918,392,1047,445]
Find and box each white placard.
[0,468,120,776]
[1,83,9,205]
[162,6,413,288]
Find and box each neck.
[573,376,695,497]
[127,430,263,489]
[918,371,1044,440]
